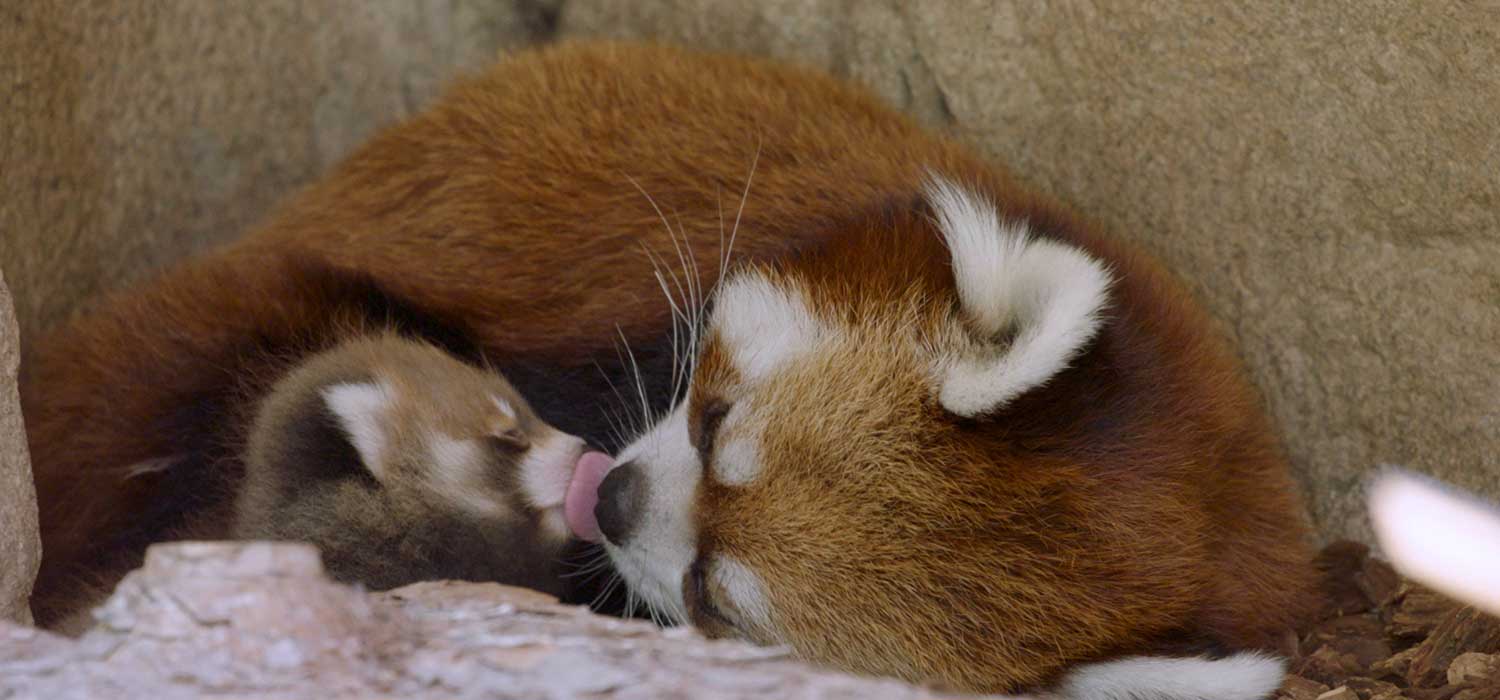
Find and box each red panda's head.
[567,177,1249,690]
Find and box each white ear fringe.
[322,381,395,478]
[926,175,1113,417]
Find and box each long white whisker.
[671,210,704,404]
[627,175,699,409]
[607,341,646,437]
[723,141,762,294]
[641,247,688,402]
[592,572,624,610]
[592,359,638,442]
[627,177,695,328]
[616,326,652,436]
[716,184,727,284]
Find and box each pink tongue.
[565,451,614,543]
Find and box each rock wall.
[4,1,1497,543]
[0,272,39,624]
[0,1,551,344]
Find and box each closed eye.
[484,429,529,453]
[696,400,731,464]
[690,557,738,631]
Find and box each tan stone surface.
[555,1,1500,543]
[0,542,970,699]
[0,271,39,624]
[0,1,551,343]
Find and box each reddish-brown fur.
[22,40,1314,688]
[679,200,1314,689]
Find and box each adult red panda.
[22,41,1315,696]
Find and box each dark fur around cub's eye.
[485,429,530,453]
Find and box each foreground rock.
[0,271,39,624]
[0,542,964,699]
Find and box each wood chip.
[1371,646,1422,681]
[1448,653,1500,686]
[1299,645,1364,687]
[1389,585,1464,641]
[1282,675,1334,700]
[1344,676,1403,699]
[1409,608,1500,687]
[1318,686,1361,700]
[1452,684,1500,700]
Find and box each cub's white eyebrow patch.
[711,273,826,383]
[492,395,516,418]
[427,432,505,518]
[926,176,1113,417]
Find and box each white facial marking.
[713,403,762,487]
[492,395,516,419]
[607,403,701,622]
[518,432,584,510]
[715,557,773,632]
[517,432,583,541]
[1059,652,1286,700]
[322,381,395,477]
[427,433,504,518]
[926,175,1114,417]
[713,273,825,383]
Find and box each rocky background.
[0,273,40,625]
[2,0,1496,648]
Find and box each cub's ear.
[926,176,1113,418]
[321,381,395,478]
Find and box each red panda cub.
[232,333,596,595]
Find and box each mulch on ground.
[1279,541,1500,700]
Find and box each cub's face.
[591,180,1125,686]
[318,341,589,546]
[237,335,603,595]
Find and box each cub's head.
[236,334,591,593]
[564,178,1199,691]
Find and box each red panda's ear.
[925,175,1114,418]
[321,381,395,479]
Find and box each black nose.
[595,461,641,545]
